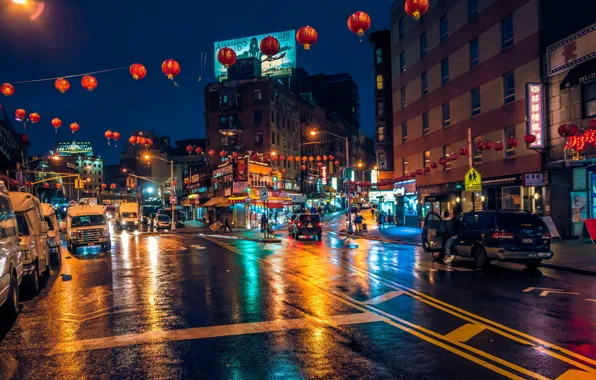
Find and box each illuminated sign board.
[214,30,296,81]
[371,169,378,184]
[321,165,328,185]
[56,141,93,157]
[525,83,544,149]
[368,191,396,202]
[331,177,338,191]
[547,22,596,76]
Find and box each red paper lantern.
[315,156,321,161]
[219,150,227,157]
[301,165,307,171]
[281,169,286,174]
[105,130,114,140]
[568,124,579,137]
[524,134,537,144]
[424,166,431,174]
[137,136,147,146]
[450,153,459,161]
[405,0,429,20]
[113,132,120,141]
[129,136,137,145]
[416,168,423,176]
[590,119,596,131]
[410,171,417,178]
[279,155,285,161]
[55,77,70,93]
[329,155,335,161]
[308,156,314,162]
[507,136,518,149]
[1,83,14,97]
[484,141,494,150]
[81,75,98,91]
[51,118,62,133]
[186,145,193,154]
[208,149,215,157]
[110,183,117,190]
[101,183,107,190]
[217,47,237,68]
[146,138,153,146]
[459,147,469,156]
[347,11,371,40]
[288,156,294,162]
[322,155,328,161]
[130,63,147,80]
[558,124,571,137]
[162,59,181,80]
[56,183,62,189]
[302,156,308,162]
[260,36,280,57]
[494,141,505,151]
[195,147,203,155]
[334,160,340,166]
[43,183,49,189]
[295,156,301,162]
[439,157,447,166]
[317,162,323,167]
[296,26,318,50]
[476,141,486,151]
[430,161,438,169]
[15,109,26,120]
[29,113,40,123]
[251,153,259,161]
[230,152,238,159]
[70,122,79,133]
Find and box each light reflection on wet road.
[0,227,594,379]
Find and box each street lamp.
[143,155,176,230]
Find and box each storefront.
[391,180,418,227]
[368,190,396,220]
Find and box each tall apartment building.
[369,30,395,177]
[391,0,545,217]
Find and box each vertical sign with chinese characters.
[526,83,544,149]
[321,165,328,185]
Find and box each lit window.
[377,126,385,142]
[376,74,384,90]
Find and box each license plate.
[522,238,533,244]
[528,253,537,257]
[308,223,313,228]
[88,243,95,246]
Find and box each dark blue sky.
[0,0,392,164]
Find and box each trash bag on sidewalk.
[210,222,222,232]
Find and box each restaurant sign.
[525,83,544,149]
[547,22,596,76]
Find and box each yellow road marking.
[556,369,596,379]
[444,324,486,343]
[299,246,596,370]
[204,237,542,380]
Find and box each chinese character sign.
[525,83,544,149]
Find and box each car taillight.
[297,222,302,227]
[541,233,551,239]
[317,222,322,227]
[491,232,515,239]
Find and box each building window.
[423,150,430,166]
[375,48,383,63]
[441,58,449,85]
[271,131,275,145]
[469,38,479,69]
[468,0,478,18]
[276,112,280,127]
[503,72,515,104]
[471,88,481,117]
[400,52,406,73]
[443,145,451,171]
[378,152,387,170]
[402,122,408,143]
[442,102,451,127]
[399,16,404,39]
[376,74,384,90]
[376,100,385,117]
[277,133,280,146]
[254,109,262,122]
[440,16,448,41]
[403,158,408,176]
[501,16,514,50]
[421,72,428,95]
[378,126,385,142]
[422,112,429,135]
[583,82,596,117]
[473,136,483,163]
[270,110,275,123]
[253,89,262,101]
[401,87,406,108]
[420,33,427,57]
[504,126,517,158]
[283,136,286,148]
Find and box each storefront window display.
[571,191,588,236]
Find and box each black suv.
[422,210,553,269]
[291,214,323,241]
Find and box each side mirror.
[40,221,49,234]
[59,221,66,230]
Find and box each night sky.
[0,0,392,164]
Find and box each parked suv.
[291,214,323,241]
[9,192,51,294]
[42,203,62,264]
[153,214,172,230]
[423,210,553,269]
[0,182,23,321]
[66,205,111,253]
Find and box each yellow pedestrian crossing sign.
[464,168,482,191]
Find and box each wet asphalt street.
[0,224,595,379]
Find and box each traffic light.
[74,179,84,189]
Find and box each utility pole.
[170,159,176,231]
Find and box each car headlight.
[122,221,127,225]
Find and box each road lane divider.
[203,236,552,380]
[298,246,596,371]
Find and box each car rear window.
[498,213,546,231]
[299,215,320,223]
[158,215,170,221]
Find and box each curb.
[338,232,422,247]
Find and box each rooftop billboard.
[214,30,296,81]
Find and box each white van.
[0,182,22,321]
[41,203,62,264]
[115,202,139,230]
[9,192,51,295]
[66,205,111,253]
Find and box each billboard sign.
[214,30,296,80]
[56,141,93,157]
[525,83,544,149]
[547,22,596,76]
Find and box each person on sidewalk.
[223,214,232,232]
[260,213,268,233]
[371,208,376,221]
[441,210,460,264]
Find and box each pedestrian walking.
[260,213,268,232]
[223,214,232,232]
[440,210,460,264]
